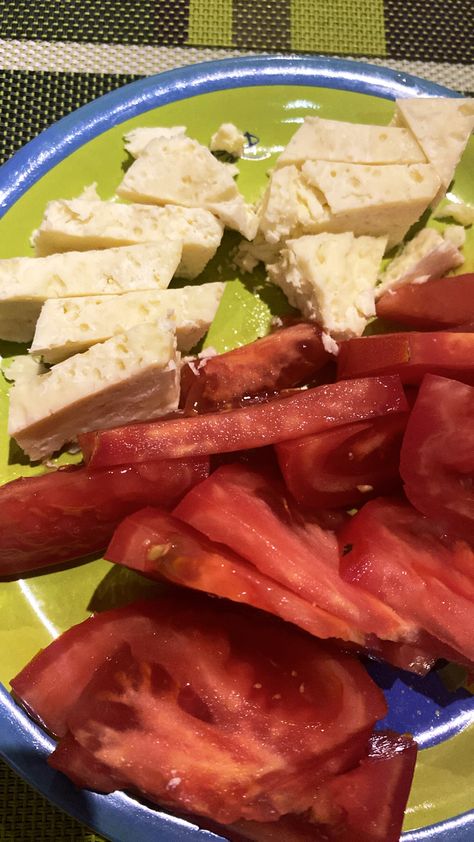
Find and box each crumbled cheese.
[124,126,187,157]
[376,227,464,297]
[436,201,474,226]
[210,123,246,157]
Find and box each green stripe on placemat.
[188,0,233,47]
[290,0,386,56]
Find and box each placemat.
[0,1,473,840]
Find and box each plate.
[0,55,473,842]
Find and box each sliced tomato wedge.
[13,593,387,824]
[0,458,209,576]
[105,507,354,642]
[80,376,408,469]
[340,498,474,662]
[174,464,416,645]
[276,413,407,510]
[337,331,474,385]
[376,273,474,329]
[181,322,331,413]
[400,374,474,543]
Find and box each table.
[0,1,473,839]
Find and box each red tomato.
[340,498,474,662]
[0,458,209,576]
[400,374,474,543]
[181,322,331,413]
[79,376,408,469]
[337,331,474,385]
[174,464,417,645]
[13,594,387,824]
[376,273,474,329]
[276,413,408,510]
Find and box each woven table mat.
[0,1,473,840]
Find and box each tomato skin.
[400,374,474,543]
[79,376,408,469]
[337,331,474,385]
[0,458,209,576]
[376,273,474,329]
[181,322,331,413]
[276,413,407,510]
[340,497,474,662]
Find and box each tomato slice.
[174,464,416,645]
[340,498,474,662]
[0,458,209,576]
[181,322,331,413]
[376,273,474,329]
[337,331,474,385]
[400,374,474,543]
[276,413,407,510]
[13,593,387,824]
[79,376,408,468]
[105,507,355,642]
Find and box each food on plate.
[337,331,474,384]
[267,232,387,338]
[210,122,246,157]
[32,198,224,279]
[376,272,474,328]
[8,322,180,460]
[30,281,225,363]
[0,241,182,342]
[436,199,474,226]
[376,227,464,297]
[400,374,474,543]
[123,124,187,157]
[116,135,258,239]
[0,458,208,576]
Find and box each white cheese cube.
[276,116,426,168]
[258,165,329,245]
[124,126,187,157]
[0,242,181,343]
[210,123,246,157]
[376,227,465,297]
[267,233,387,338]
[116,136,258,240]
[31,282,226,363]
[8,322,180,461]
[32,199,224,280]
[393,98,474,204]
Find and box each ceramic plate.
[0,55,473,842]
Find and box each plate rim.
[0,53,469,842]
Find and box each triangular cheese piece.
[394,98,474,203]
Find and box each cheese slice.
[276,116,426,168]
[124,126,187,157]
[267,233,387,338]
[0,242,181,343]
[117,136,258,240]
[31,282,226,363]
[32,199,224,279]
[393,98,474,204]
[376,227,465,297]
[8,322,180,461]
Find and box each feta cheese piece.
[435,200,474,226]
[267,233,387,338]
[376,227,465,297]
[276,116,426,168]
[258,165,329,245]
[234,234,280,272]
[443,224,466,249]
[31,282,226,363]
[124,126,187,157]
[302,160,441,247]
[393,98,474,204]
[31,199,224,279]
[0,242,181,343]
[8,322,180,461]
[116,136,258,240]
[210,123,246,157]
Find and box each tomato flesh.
[400,374,474,543]
[376,273,474,329]
[0,458,209,576]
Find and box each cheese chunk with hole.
[8,323,180,461]
[267,233,387,338]
[124,126,187,157]
[376,227,465,297]
[117,136,258,240]
[31,282,226,363]
[210,123,246,156]
[276,116,426,168]
[393,98,474,204]
[32,199,224,279]
[0,242,181,343]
